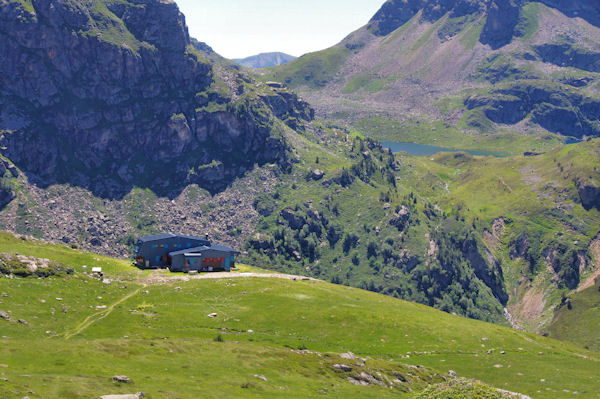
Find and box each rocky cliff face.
[479,0,520,49]
[576,179,600,210]
[367,0,485,36]
[465,81,600,137]
[0,0,312,199]
[368,0,600,39]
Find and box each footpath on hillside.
[144,270,320,285]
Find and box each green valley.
[1,0,600,396]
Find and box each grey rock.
[465,83,600,137]
[280,208,307,230]
[480,0,520,49]
[248,233,274,250]
[100,393,144,399]
[0,311,10,321]
[252,374,268,381]
[311,169,325,180]
[347,376,369,386]
[536,44,600,73]
[576,180,600,210]
[333,364,353,372]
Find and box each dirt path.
[144,271,320,285]
[63,286,144,339]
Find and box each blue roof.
[169,245,210,256]
[210,244,240,254]
[169,244,240,257]
[139,233,177,242]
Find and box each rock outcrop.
[461,238,508,304]
[576,179,600,210]
[465,81,600,137]
[0,0,313,199]
[368,0,486,37]
[535,44,600,73]
[0,158,14,209]
[368,0,600,41]
[479,0,520,49]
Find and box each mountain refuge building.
[134,233,240,273]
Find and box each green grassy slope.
[545,279,600,352]
[256,45,352,89]
[245,123,509,325]
[0,233,598,398]
[400,139,600,333]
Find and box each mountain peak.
[368,0,600,39]
[234,52,297,68]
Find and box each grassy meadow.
[0,233,598,398]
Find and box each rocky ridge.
[0,0,313,199]
[234,52,297,69]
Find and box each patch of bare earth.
[510,279,550,331]
[577,235,600,293]
[518,166,542,187]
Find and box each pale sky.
[175,0,385,59]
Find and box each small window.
[165,244,168,249]
[178,244,182,248]
[152,244,155,248]
[156,256,160,262]
[187,243,191,247]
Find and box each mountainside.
[0,0,312,199]
[234,52,297,68]
[0,232,598,398]
[0,0,599,341]
[261,0,600,152]
[545,275,600,351]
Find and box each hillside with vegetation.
[0,232,598,398]
[0,0,599,367]
[259,0,600,154]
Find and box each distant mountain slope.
[261,0,600,149]
[0,0,312,199]
[234,52,297,68]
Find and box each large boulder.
[576,180,600,210]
